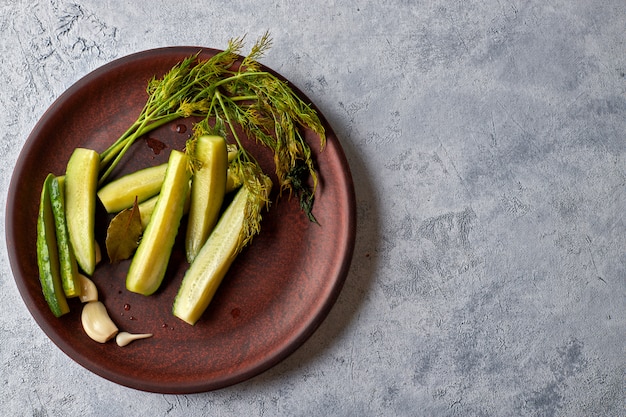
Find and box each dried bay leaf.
[106,198,142,263]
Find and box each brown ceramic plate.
[6,47,355,393]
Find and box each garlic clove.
[78,274,98,303]
[115,331,153,347]
[81,301,118,343]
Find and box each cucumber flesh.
[126,150,191,295]
[185,135,228,263]
[98,163,167,213]
[65,148,99,276]
[137,182,191,230]
[173,187,250,325]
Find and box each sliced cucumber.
[137,182,191,230]
[173,187,251,325]
[65,148,99,276]
[48,175,81,298]
[126,150,191,295]
[185,135,228,263]
[37,174,70,317]
[98,163,167,213]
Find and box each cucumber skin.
[126,150,191,296]
[37,174,70,317]
[48,176,81,298]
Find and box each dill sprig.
[98,32,325,222]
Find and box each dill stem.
[99,122,139,165]
[188,70,269,104]
[214,71,270,88]
[98,112,182,185]
[215,92,243,150]
[229,95,257,102]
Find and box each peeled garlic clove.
[81,301,118,343]
[78,274,98,303]
[116,331,153,347]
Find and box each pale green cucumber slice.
[126,150,191,295]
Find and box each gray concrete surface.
[1,1,624,416]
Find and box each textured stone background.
[1,1,625,416]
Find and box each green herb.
[97,32,325,222]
